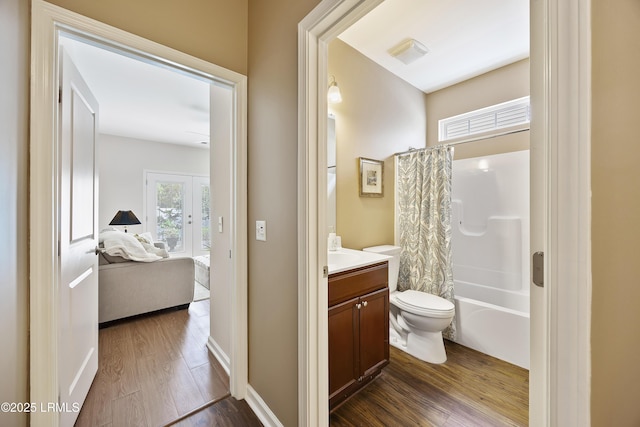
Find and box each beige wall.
[48,0,248,75]
[247,0,321,425]
[591,0,640,425]
[0,0,29,425]
[425,59,530,159]
[329,39,428,250]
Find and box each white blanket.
[100,229,162,262]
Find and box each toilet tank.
[362,245,401,293]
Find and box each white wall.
[209,84,233,363]
[99,134,209,234]
[0,0,29,425]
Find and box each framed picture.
[359,157,384,197]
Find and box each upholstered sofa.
[98,249,194,324]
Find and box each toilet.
[363,245,455,364]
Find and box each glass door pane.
[193,176,211,256]
[156,181,185,253]
[146,173,193,256]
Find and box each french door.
[146,172,211,257]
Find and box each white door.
[146,172,210,257]
[58,48,99,427]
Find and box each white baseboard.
[245,385,283,427]
[206,338,280,426]
[206,336,230,376]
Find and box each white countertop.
[327,247,391,275]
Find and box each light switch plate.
[256,220,266,241]
[218,216,223,233]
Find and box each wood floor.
[75,300,230,427]
[169,397,262,426]
[77,302,527,427]
[330,341,529,427]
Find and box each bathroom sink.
[327,248,391,275]
[328,251,360,266]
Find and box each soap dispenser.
[328,226,338,251]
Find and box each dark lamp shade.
[109,210,141,226]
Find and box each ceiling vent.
[389,39,429,65]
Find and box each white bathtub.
[452,279,530,369]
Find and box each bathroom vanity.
[328,256,389,411]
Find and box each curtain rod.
[394,127,530,157]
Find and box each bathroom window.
[438,96,530,142]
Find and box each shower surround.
[450,150,530,369]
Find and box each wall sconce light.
[328,75,343,104]
[109,210,141,233]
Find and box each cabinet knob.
[356,303,362,309]
[362,301,368,307]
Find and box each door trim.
[297,1,591,427]
[537,0,592,425]
[29,1,248,425]
[297,2,385,424]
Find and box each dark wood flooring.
[330,341,529,427]
[75,300,231,427]
[169,397,262,427]
[77,301,527,427]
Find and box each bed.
[194,254,210,289]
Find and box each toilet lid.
[395,290,454,313]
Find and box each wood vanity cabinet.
[328,261,389,411]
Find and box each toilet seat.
[391,290,455,319]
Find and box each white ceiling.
[59,0,529,146]
[60,35,211,148]
[338,0,530,93]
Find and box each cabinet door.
[328,296,359,398]
[358,287,389,378]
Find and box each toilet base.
[389,327,447,364]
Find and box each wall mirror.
[327,114,336,233]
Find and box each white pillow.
[135,232,155,245]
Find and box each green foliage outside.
[156,183,183,249]
[156,181,211,252]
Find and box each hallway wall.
[247,0,322,424]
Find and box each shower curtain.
[396,146,456,339]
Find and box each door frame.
[29,2,248,426]
[298,1,591,426]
